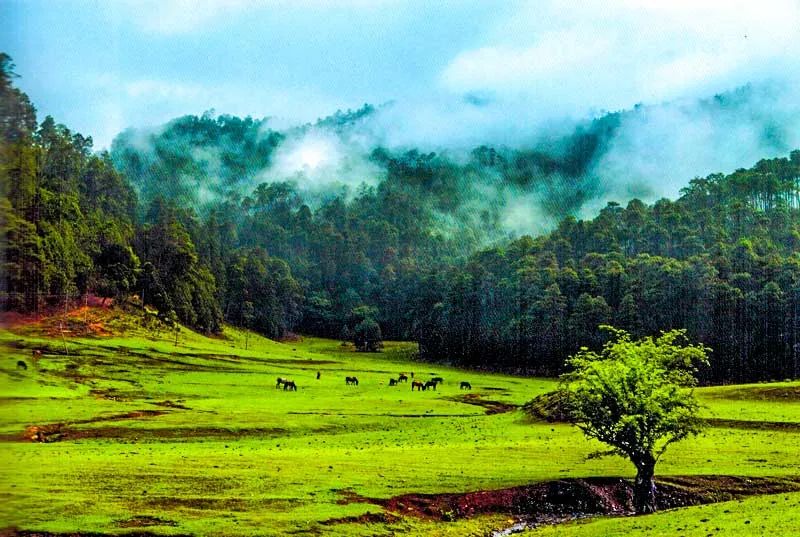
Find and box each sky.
[3,0,800,150]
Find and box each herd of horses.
[19,348,474,393]
[275,373,473,391]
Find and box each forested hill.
[417,155,800,382]
[2,53,800,383]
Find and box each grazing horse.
[411,380,424,391]
[460,381,472,390]
[431,377,444,385]
[398,373,408,383]
[16,360,27,370]
[283,380,297,391]
[316,371,321,380]
[422,380,437,391]
[388,378,398,386]
[345,376,359,386]
[276,377,287,389]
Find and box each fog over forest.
[113,79,800,237]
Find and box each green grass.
[1,308,799,536]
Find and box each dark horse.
[276,377,287,389]
[411,380,424,391]
[398,373,408,383]
[422,380,437,391]
[460,381,472,390]
[283,380,297,391]
[431,377,444,385]
[16,360,27,370]
[346,376,359,386]
[388,378,398,386]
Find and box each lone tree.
[561,327,708,514]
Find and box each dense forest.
[2,54,799,383]
[416,162,800,382]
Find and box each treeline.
[1,54,138,313]
[416,156,800,382]
[0,56,293,336]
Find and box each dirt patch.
[151,400,192,410]
[377,478,634,521]
[89,389,131,402]
[369,475,800,523]
[7,529,191,537]
[658,475,800,499]
[21,424,65,443]
[705,418,800,432]
[115,516,177,528]
[142,496,301,512]
[11,410,171,443]
[186,352,340,366]
[320,512,400,526]
[716,385,800,401]
[5,531,189,537]
[448,393,519,415]
[62,426,292,441]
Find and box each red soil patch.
[0,297,112,331]
[377,478,635,521]
[354,475,800,523]
[41,308,114,338]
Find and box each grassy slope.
[1,307,799,536]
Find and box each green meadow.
[1,310,799,536]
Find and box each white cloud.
[440,0,800,115]
[120,0,400,35]
[258,127,385,195]
[121,0,253,35]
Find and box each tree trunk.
[633,455,657,514]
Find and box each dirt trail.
[9,410,172,443]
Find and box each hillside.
[2,54,800,383]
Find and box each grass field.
[1,307,799,536]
